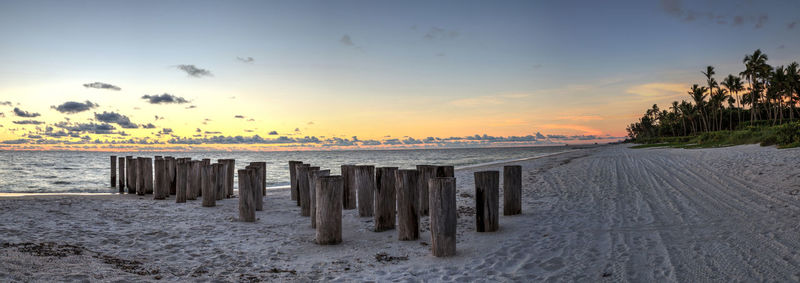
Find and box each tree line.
[627,49,800,140]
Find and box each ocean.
[0,145,574,193]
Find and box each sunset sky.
[0,0,798,150]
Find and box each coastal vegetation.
[627,49,800,148]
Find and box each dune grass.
[632,121,800,149]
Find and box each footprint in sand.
[540,257,565,271]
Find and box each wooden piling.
[143,157,154,195]
[475,171,499,232]
[153,158,166,200]
[429,177,457,257]
[341,165,357,210]
[214,162,227,200]
[415,165,436,216]
[397,169,420,241]
[135,157,145,195]
[249,162,267,196]
[125,156,135,194]
[118,157,125,193]
[224,159,235,198]
[166,157,176,195]
[110,155,116,187]
[375,167,398,232]
[503,165,522,215]
[190,160,202,200]
[435,165,454,178]
[309,169,330,228]
[315,175,343,245]
[355,165,375,217]
[245,165,264,211]
[238,168,257,222]
[289,161,302,202]
[297,164,311,216]
[175,160,187,203]
[215,162,228,201]
[201,164,217,207]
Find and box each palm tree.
[741,49,768,122]
[688,84,709,132]
[787,62,799,121]
[702,66,717,130]
[727,95,736,130]
[721,74,744,127]
[679,100,695,135]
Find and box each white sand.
[2,144,800,281]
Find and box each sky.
[0,0,798,151]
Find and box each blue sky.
[0,0,797,150]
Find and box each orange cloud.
[538,124,603,136]
[626,83,686,100]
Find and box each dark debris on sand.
[375,252,408,263]
[2,242,159,277]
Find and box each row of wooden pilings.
[110,156,267,222]
[288,161,521,257]
[111,156,522,257]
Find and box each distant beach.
[2,144,800,281]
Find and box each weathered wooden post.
[435,165,454,178]
[355,165,375,217]
[249,162,267,195]
[429,177,457,257]
[166,157,176,195]
[175,160,187,203]
[297,164,311,216]
[245,165,264,211]
[118,157,125,193]
[315,175,343,245]
[143,157,154,195]
[475,171,499,232]
[214,162,227,200]
[136,157,145,195]
[289,161,302,202]
[397,169,420,241]
[375,167,398,232]
[416,165,436,216]
[238,168,256,222]
[202,164,217,207]
[110,155,116,187]
[215,162,228,201]
[503,165,522,215]
[341,165,357,210]
[202,158,210,166]
[125,156,135,194]
[224,159,235,198]
[153,158,166,200]
[309,169,330,228]
[190,160,202,200]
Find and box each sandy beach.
[3,144,800,281]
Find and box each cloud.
[626,83,686,99]
[176,64,212,77]
[142,123,156,129]
[236,56,254,63]
[0,101,13,106]
[423,27,459,40]
[340,35,355,46]
[160,128,173,134]
[789,21,797,29]
[54,121,116,134]
[12,120,44,125]
[555,115,604,121]
[268,131,278,135]
[247,118,255,122]
[83,82,121,91]
[294,128,300,132]
[142,93,188,104]
[186,105,197,109]
[13,107,40,118]
[234,115,245,119]
[94,111,139,128]
[51,101,98,114]
[307,121,314,125]
[204,131,222,134]
[196,128,202,133]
